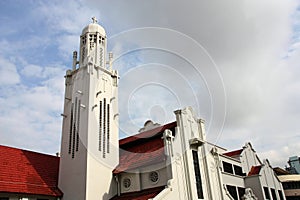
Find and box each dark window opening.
[283,181,300,189]
[226,185,238,200]
[264,187,271,200]
[234,165,245,176]
[271,188,277,200]
[238,187,245,199]
[223,161,233,174]
[278,190,284,200]
[192,150,204,199]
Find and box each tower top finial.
[92,17,98,24]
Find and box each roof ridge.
[119,121,176,146]
[0,145,58,158]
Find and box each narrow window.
[68,103,74,154]
[99,101,102,151]
[81,47,85,63]
[223,161,233,174]
[234,165,244,176]
[76,100,80,152]
[226,185,238,200]
[107,103,110,153]
[237,187,245,199]
[263,187,271,200]
[192,150,204,199]
[282,182,288,190]
[278,190,284,200]
[72,98,77,158]
[271,188,277,200]
[103,98,106,158]
[100,48,103,67]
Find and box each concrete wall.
[245,176,263,199]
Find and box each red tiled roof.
[0,145,62,197]
[119,122,177,146]
[248,165,262,176]
[110,186,165,200]
[223,149,243,157]
[113,122,176,174]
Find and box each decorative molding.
[189,138,204,147]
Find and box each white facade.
[58,18,119,200]
[57,20,286,200]
[113,107,285,200]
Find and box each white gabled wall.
[153,107,232,200]
[240,142,262,173]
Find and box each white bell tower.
[58,18,119,200]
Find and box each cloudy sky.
[0,0,299,167]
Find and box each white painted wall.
[59,21,119,200]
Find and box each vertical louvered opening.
[76,100,80,152]
[68,103,74,154]
[99,101,102,151]
[107,103,110,154]
[103,98,106,158]
[72,98,78,159]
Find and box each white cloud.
[0,57,20,85]
[89,0,300,167]
[20,64,43,78]
[0,0,299,167]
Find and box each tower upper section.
[79,17,107,68]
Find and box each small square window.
[223,161,233,174]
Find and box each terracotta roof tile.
[110,186,165,200]
[248,165,262,176]
[223,149,243,157]
[114,122,176,174]
[119,122,177,146]
[0,145,62,197]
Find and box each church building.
[0,19,286,200]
